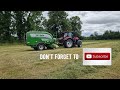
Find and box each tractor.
[58,31,82,48]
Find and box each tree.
[46,11,70,36]
[13,11,44,42]
[61,18,72,32]
[69,16,82,37]
[13,11,27,42]
[0,11,13,42]
[94,32,98,36]
[25,11,44,31]
[103,30,109,40]
[90,34,95,40]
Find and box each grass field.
[0,40,120,79]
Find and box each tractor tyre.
[77,40,82,47]
[64,39,73,48]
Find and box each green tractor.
[26,31,58,50]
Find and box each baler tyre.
[64,39,73,48]
[33,47,38,50]
[77,40,82,47]
[37,43,45,50]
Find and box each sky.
[42,11,120,37]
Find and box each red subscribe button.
[85,53,110,60]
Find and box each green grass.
[0,40,120,79]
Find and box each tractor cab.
[63,32,73,38]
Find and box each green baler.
[26,31,59,50]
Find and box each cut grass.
[0,40,120,79]
[43,40,120,79]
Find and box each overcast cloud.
[42,11,120,36]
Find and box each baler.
[26,31,58,50]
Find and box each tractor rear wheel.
[64,39,73,48]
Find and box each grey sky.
[42,11,120,36]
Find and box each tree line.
[0,11,82,43]
[82,30,120,40]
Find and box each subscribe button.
[85,53,110,60]
[83,48,111,65]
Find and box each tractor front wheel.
[77,40,82,47]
